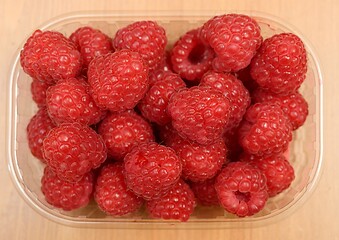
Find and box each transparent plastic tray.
[7,11,323,228]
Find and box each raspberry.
[94,163,143,216]
[87,50,149,112]
[238,102,292,156]
[113,21,167,71]
[98,110,155,160]
[199,14,262,72]
[20,30,82,83]
[148,68,171,86]
[166,132,227,182]
[42,122,107,182]
[146,179,196,222]
[26,108,56,162]
[250,33,307,94]
[200,71,250,131]
[46,77,105,126]
[215,162,268,217]
[170,28,214,81]
[69,26,113,69]
[252,88,309,130]
[241,153,295,197]
[123,142,182,200]
[138,72,186,125]
[190,177,219,206]
[31,78,53,107]
[167,86,231,145]
[41,166,93,211]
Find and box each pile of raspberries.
[22,13,309,221]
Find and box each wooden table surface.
[1,0,338,239]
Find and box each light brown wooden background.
[1,0,337,239]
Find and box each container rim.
[6,10,324,228]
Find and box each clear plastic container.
[6,11,323,228]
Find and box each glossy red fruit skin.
[190,177,219,206]
[199,14,262,72]
[250,33,307,94]
[94,163,143,216]
[87,50,149,112]
[31,78,53,107]
[167,86,231,145]
[252,88,309,130]
[123,142,182,200]
[69,26,113,69]
[146,179,196,222]
[42,122,107,182]
[215,162,268,217]
[41,166,94,211]
[241,153,295,197]
[27,108,56,162]
[113,21,167,71]
[171,28,214,81]
[98,110,155,161]
[238,102,293,156]
[20,30,82,83]
[138,72,186,126]
[200,71,251,131]
[46,77,105,126]
[166,132,227,182]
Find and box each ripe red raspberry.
[166,132,227,182]
[146,179,196,222]
[26,108,56,162]
[167,86,231,145]
[138,72,186,125]
[200,71,250,131]
[31,78,53,107]
[199,14,262,72]
[238,102,292,156]
[241,153,295,197]
[190,177,219,206]
[124,142,182,200]
[252,88,309,130]
[46,77,105,126]
[170,28,214,81]
[113,21,167,71]
[94,163,143,216]
[41,166,93,211]
[250,33,307,94]
[69,26,113,69]
[98,110,155,160]
[20,30,82,83]
[148,68,171,86]
[87,50,149,112]
[42,122,107,182]
[215,162,268,217]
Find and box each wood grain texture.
[1,0,338,239]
